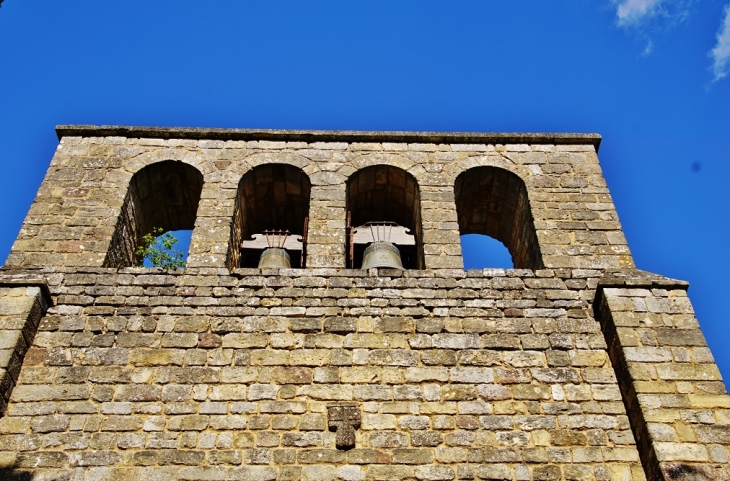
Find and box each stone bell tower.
[0,125,727,480]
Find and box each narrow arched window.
[455,166,542,270]
[104,161,203,268]
[229,164,311,269]
[346,165,423,270]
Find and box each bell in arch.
[360,222,405,270]
[258,229,292,269]
[258,247,291,269]
[361,241,404,270]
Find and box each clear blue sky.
[2,2,730,377]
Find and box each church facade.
[0,126,727,480]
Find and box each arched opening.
[455,166,542,270]
[346,165,423,269]
[229,164,311,269]
[104,161,203,268]
[460,234,513,270]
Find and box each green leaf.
[135,227,187,270]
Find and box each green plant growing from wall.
[135,227,186,269]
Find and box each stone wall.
[0,267,646,481]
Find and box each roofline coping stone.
[56,125,602,150]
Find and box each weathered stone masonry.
[595,271,730,480]
[0,126,726,480]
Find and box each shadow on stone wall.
[0,469,33,480]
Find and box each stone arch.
[122,148,215,176]
[229,152,316,178]
[351,153,416,169]
[443,155,532,185]
[103,160,204,268]
[455,166,543,269]
[347,153,420,182]
[228,163,312,269]
[346,164,424,269]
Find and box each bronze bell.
[361,241,404,270]
[258,247,291,269]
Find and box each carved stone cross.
[327,403,361,450]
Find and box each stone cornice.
[56,125,602,150]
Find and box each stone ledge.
[55,125,602,150]
[1,266,580,280]
[0,271,52,305]
[597,269,689,290]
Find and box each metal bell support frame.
[360,222,405,270]
[258,229,292,269]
